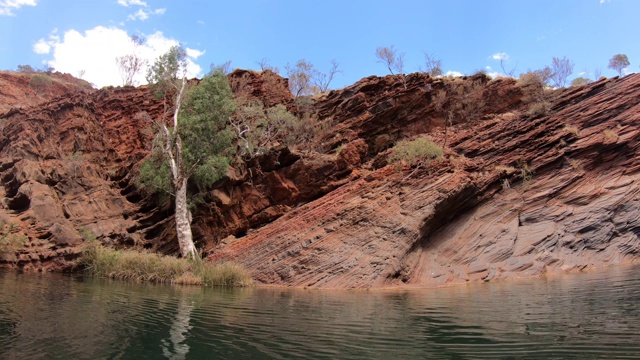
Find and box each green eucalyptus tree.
[138,46,235,258]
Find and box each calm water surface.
[1,266,640,359]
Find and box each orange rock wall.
[1,70,638,288]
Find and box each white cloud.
[186,48,205,59]
[128,8,148,21]
[445,70,464,77]
[599,0,611,4]
[33,38,50,54]
[491,52,509,61]
[35,26,204,88]
[0,0,37,16]
[126,7,165,21]
[32,30,59,54]
[117,0,147,6]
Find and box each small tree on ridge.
[422,52,443,77]
[550,56,574,88]
[376,45,406,88]
[314,59,341,93]
[608,54,630,77]
[116,35,147,86]
[286,59,315,98]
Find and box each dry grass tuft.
[78,243,253,287]
[563,125,579,136]
[603,129,618,142]
[526,101,551,117]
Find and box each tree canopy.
[179,69,236,189]
[608,54,630,77]
[138,68,236,196]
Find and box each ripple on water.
[1,265,640,359]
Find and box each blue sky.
[0,0,637,88]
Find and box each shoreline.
[6,257,638,292]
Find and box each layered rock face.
[211,74,640,288]
[1,69,638,288]
[0,86,163,269]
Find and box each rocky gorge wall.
[211,73,640,288]
[0,69,638,288]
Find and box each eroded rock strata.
[1,70,638,288]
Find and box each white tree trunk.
[161,73,197,259]
[174,177,196,259]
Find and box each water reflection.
[161,291,194,360]
[1,266,640,359]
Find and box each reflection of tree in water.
[161,296,193,360]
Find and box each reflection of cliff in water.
[1,266,640,358]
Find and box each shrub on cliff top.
[30,73,53,95]
[17,64,35,73]
[518,69,549,102]
[389,136,443,168]
[571,77,590,87]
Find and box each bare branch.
[550,56,574,88]
[594,67,603,80]
[376,46,404,75]
[256,58,279,73]
[376,45,406,88]
[313,59,341,93]
[229,117,253,156]
[173,69,187,129]
[422,52,443,77]
[210,60,232,75]
[500,58,518,77]
[115,35,148,86]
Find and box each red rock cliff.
[0,70,638,288]
[211,73,640,288]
